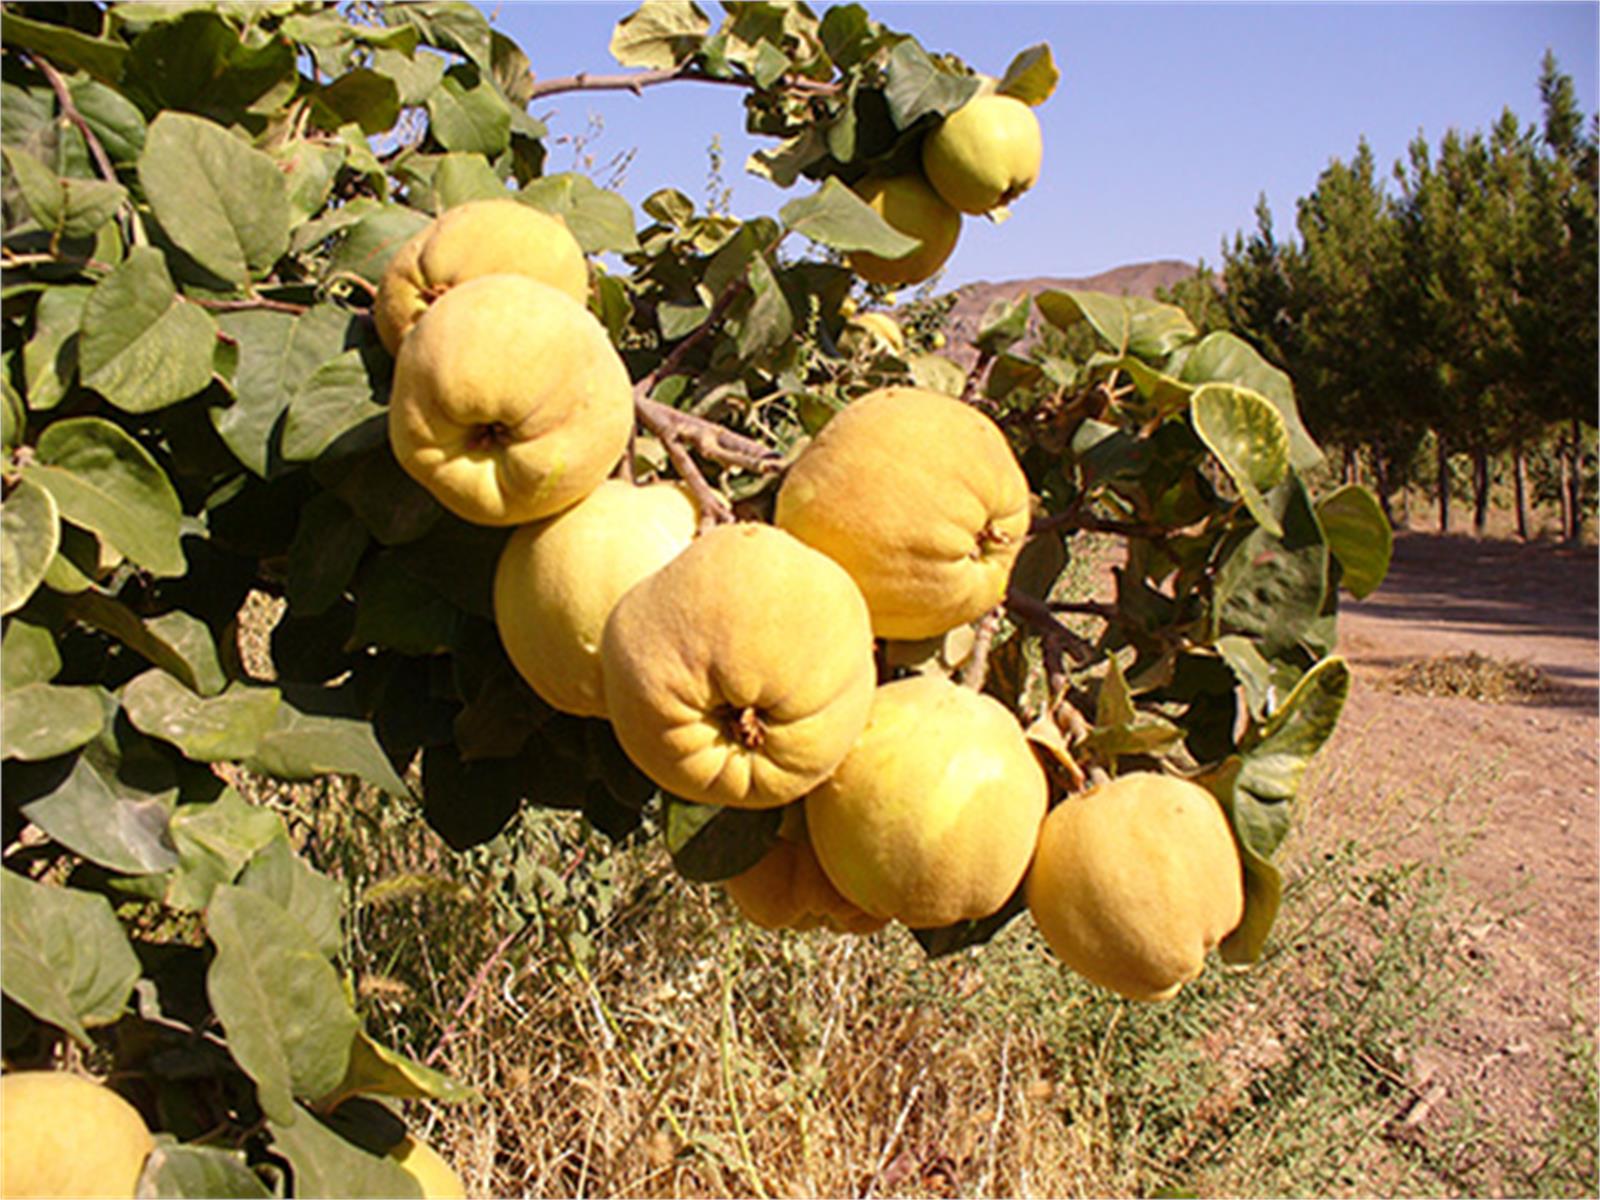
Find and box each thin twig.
[1004,590,1096,664]
[189,295,311,315]
[30,55,118,184]
[959,606,1004,691]
[423,924,530,1067]
[961,347,996,407]
[1048,599,1118,621]
[0,250,112,272]
[527,63,840,102]
[1029,505,1171,540]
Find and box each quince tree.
[0,2,1391,1194]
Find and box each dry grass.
[1382,652,1550,703]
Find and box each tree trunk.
[1436,437,1452,534]
[1342,445,1355,485]
[1472,447,1490,537]
[1512,445,1528,541]
[1375,454,1393,524]
[1566,416,1585,543]
[1560,441,1574,542]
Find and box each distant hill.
[936,258,1198,352]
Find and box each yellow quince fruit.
[389,274,633,527]
[373,198,589,355]
[807,675,1048,929]
[775,386,1031,639]
[843,311,906,356]
[725,815,887,935]
[846,175,960,287]
[389,1134,466,1200]
[494,479,698,718]
[922,94,1043,214]
[601,523,876,810]
[1,1071,154,1198]
[1026,772,1245,1001]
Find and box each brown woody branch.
[1028,504,1170,541]
[959,606,1004,691]
[1003,590,1096,665]
[30,55,118,185]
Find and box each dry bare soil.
[1313,529,1598,1171]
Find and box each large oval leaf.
[1317,483,1393,599]
[1191,383,1291,536]
[1,683,106,761]
[2,868,140,1044]
[76,247,218,414]
[24,415,186,576]
[206,885,359,1125]
[122,670,282,762]
[139,112,291,286]
[1,477,59,615]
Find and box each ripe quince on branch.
[373,198,589,354]
[389,1134,467,1199]
[0,1072,155,1199]
[600,523,877,810]
[846,174,961,286]
[776,386,1031,639]
[494,479,698,719]
[922,94,1044,215]
[388,274,633,526]
[1026,772,1245,1001]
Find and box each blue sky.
[484,2,1600,289]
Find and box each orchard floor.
[1303,528,1598,1188]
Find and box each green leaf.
[166,789,286,912]
[1036,289,1196,359]
[0,11,128,83]
[1,477,58,616]
[2,145,126,241]
[1179,332,1322,472]
[281,351,385,464]
[1212,476,1329,657]
[780,177,920,257]
[121,11,296,122]
[75,247,218,415]
[663,796,781,883]
[247,690,412,799]
[1191,384,1291,537]
[733,253,793,361]
[207,885,359,1125]
[975,293,1032,356]
[997,44,1059,106]
[882,38,980,129]
[139,112,291,286]
[215,305,352,478]
[907,351,966,397]
[426,66,510,156]
[24,416,185,576]
[287,492,369,617]
[319,1030,475,1108]
[609,1,710,68]
[63,593,223,695]
[519,174,637,254]
[1239,656,1351,804]
[21,284,91,412]
[267,1107,422,1199]
[1215,635,1278,721]
[329,205,432,284]
[2,868,140,1044]
[1316,484,1392,599]
[418,741,525,851]
[911,882,1028,957]
[432,152,507,208]
[312,68,400,137]
[318,444,442,546]
[22,753,179,875]
[67,78,146,165]
[350,552,459,656]
[122,671,282,762]
[137,1144,272,1199]
[238,838,344,961]
[1,618,60,688]
[1194,759,1283,966]
[1,683,105,761]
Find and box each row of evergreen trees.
[1166,53,1597,541]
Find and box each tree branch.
[959,606,1004,691]
[30,55,118,185]
[1029,504,1170,540]
[527,63,841,102]
[1003,590,1096,664]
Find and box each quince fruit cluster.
[847,92,1044,287]
[377,200,1245,1004]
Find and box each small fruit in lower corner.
[846,175,961,287]
[494,479,697,718]
[388,274,633,527]
[373,198,589,354]
[389,1134,466,1200]
[921,94,1043,215]
[601,523,877,810]
[807,674,1048,930]
[1025,772,1245,1001]
[725,828,887,935]
[1,1071,155,1198]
